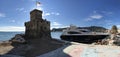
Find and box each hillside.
[51,26,107,32]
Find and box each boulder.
[11,34,25,43]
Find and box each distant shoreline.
[0,31,25,32]
[51,26,107,32]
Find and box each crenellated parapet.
[25,9,51,39]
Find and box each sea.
[0,32,62,41]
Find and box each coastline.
[0,36,66,57]
[0,36,120,57]
[0,32,62,41]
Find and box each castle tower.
[25,9,51,39]
[30,9,42,21]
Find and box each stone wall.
[25,9,51,39]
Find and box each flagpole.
[36,0,37,9]
[36,0,41,9]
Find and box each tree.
[110,25,118,34]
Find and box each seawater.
[51,32,62,39]
[0,32,62,41]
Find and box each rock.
[0,54,24,57]
[113,37,120,46]
[11,34,25,43]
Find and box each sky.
[0,0,120,31]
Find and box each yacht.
[60,25,109,43]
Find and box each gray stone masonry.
[25,9,51,39]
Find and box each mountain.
[51,26,107,32]
[51,28,66,32]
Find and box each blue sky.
[0,0,120,31]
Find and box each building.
[25,9,51,39]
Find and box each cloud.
[51,25,68,29]
[43,12,60,16]
[51,22,67,29]
[90,14,103,19]
[0,26,25,32]
[30,5,43,11]
[10,20,16,23]
[23,11,27,13]
[85,11,113,21]
[31,0,36,1]
[117,25,120,27]
[85,11,103,21]
[85,14,103,21]
[104,20,113,25]
[101,11,113,15]
[0,13,6,17]
[16,8,29,13]
[16,8,24,11]
[85,18,92,21]
[51,12,60,15]
[36,7,43,10]
[43,13,51,16]
[52,22,62,26]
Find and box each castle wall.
[25,9,51,39]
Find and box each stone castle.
[25,9,51,39]
[5,9,64,57]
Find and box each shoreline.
[0,37,120,57]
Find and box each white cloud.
[85,11,103,21]
[16,8,24,11]
[85,11,114,21]
[90,14,103,19]
[104,20,113,25]
[116,25,120,29]
[93,11,97,13]
[43,13,51,16]
[43,12,60,16]
[23,11,27,13]
[0,13,6,17]
[85,18,93,21]
[36,7,43,10]
[10,20,16,23]
[107,12,113,14]
[16,8,29,13]
[56,13,60,15]
[51,12,60,15]
[102,11,113,15]
[31,0,35,1]
[51,25,68,29]
[0,26,25,32]
[85,14,103,21]
[52,22,62,26]
[30,5,43,11]
[51,26,68,29]
[51,22,68,29]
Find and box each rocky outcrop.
[0,54,24,57]
[93,34,120,46]
[10,34,25,43]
